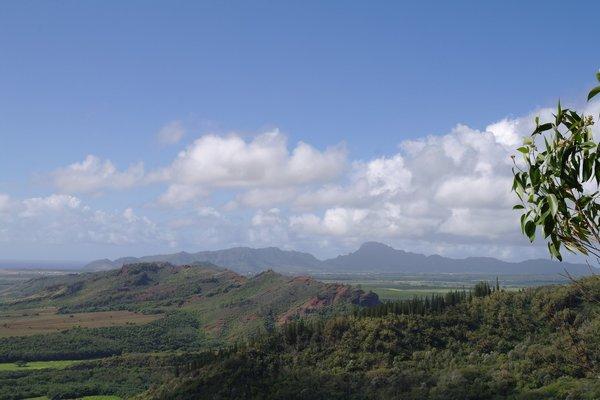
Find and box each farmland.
[0,359,80,371]
[0,308,161,337]
[314,272,560,300]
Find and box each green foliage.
[139,277,600,400]
[357,281,499,318]
[0,359,77,371]
[473,281,492,297]
[3,277,600,399]
[0,353,182,400]
[0,311,206,362]
[357,289,470,318]
[512,72,600,260]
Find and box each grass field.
[314,273,538,301]
[0,359,80,371]
[0,308,161,337]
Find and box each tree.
[512,72,600,261]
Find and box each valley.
[0,246,598,399]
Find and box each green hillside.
[0,262,243,313]
[5,262,600,399]
[0,263,378,362]
[138,277,600,400]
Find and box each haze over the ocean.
[1,1,599,261]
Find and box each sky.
[1,1,599,262]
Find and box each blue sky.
[1,1,599,261]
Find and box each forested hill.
[83,242,594,276]
[138,276,600,400]
[0,262,379,349]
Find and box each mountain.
[84,242,595,276]
[0,262,378,343]
[323,241,593,275]
[84,247,322,274]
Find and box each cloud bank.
[7,101,599,260]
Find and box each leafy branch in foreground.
[512,71,600,261]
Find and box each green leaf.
[547,194,558,216]
[513,204,524,210]
[524,220,536,242]
[588,85,600,101]
[517,146,529,154]
[543,216,555,238]
[533,123,553,134]
[548,242,562,261]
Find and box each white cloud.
[157,121,185,145]
[157,184,206,207]
[0,194,170,246]
[362,154,412,196]
[435,176,513,209]
[52,155,144,194]
[150,130,346,191]
[20,194,83,217]
[437,208,516,238]
[237,188,298,208]
[197,206,221,218]
[36,99,600,260]
[287,121,522,248]
[0,194,12,213]
[248,208,290,246]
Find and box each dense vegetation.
[139,277,600,400]
[3,260,599,399]
[0,311,207,362]
[0,353,185,400]
[0,263,379,398]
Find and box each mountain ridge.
[83,241,595,276]
[0,261,379,344]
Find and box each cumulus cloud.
[157,121,185,145]
[35,100,600,260]
[20,194,83,218]
[157,184,206,207]
[288,122,520,249]
[248,208,290,246]
[52,155,144,194]
[0,194,170,246]
[149,130,346,201]
[236,188,298,208]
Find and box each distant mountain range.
[83,241,595,276]
[84,247,322,275]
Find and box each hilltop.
[0,262,379,360]
[83,242,595,276]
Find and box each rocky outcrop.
[277,284,380,324]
